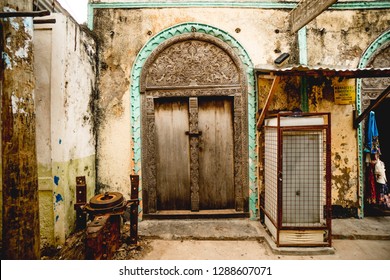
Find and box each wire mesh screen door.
[281,130,324,226]
[263,112,331,247]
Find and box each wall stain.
[54,176,60,186]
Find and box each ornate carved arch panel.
[361,41,390,111]
[140,33,248,215]
[360,40,390,142]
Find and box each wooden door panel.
[155,98,190,210]
[198,97,234,209]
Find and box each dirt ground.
[142,239,390,260]
[42,229,390,260]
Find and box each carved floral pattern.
[146,40,240,88]
[361,44,390,112]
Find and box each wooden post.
[256,76,281,130]
[1,0,40,259]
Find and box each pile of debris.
[41,223,152,260]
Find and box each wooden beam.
[33,18,56,24]
[289,0,337,33]
[354,84,390,128]
[256,76,281,130]
[0,10,50,18]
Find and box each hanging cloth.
[367,111,381,155]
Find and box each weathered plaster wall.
[0,13,97,247]
[36,14,97,245]
[307,10,390,67]
[307,77,358,212]
[93,4,389,217]
[256,9,389,216]
[93,7,291,206]
[306,10,389,216]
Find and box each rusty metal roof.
[255,65,390,78]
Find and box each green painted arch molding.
[130,22,258,219]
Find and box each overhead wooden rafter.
[289,0,338,33]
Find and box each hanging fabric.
[366,111,381,155]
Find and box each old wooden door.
[141,33,248,216]
[155,97,191,210]
[198,97,234,210]
[154,96,234,211]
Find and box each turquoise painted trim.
[332,2,390,9]
[298,27,308,65]
[130,22,257,219]
[89,1,390,10]
[87,3,94,30]
[356,30,390,218]
[89,1,296,9]
[298,27,308,112]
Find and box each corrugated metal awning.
[255,64,390,78]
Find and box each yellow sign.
[334,79,356,105]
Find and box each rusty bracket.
[129,175,139,245]
[74,176,87,230]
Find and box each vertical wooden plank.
[155,98,190,210]
[189,97,200,211]
[198,97,234,209]
[144,96,156,213]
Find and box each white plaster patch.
[15,44,30,59]
[3,6,20,30]
[11,94,28,115]
[3,6,16,12]
[23,17,33,37]
[10,19,19,31]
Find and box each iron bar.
[74,176,87,230]
[129,175,139,245]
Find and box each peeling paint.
[55,193,63,203]
[15,43,30,59]
[23,17,33,36]
[2,52,12,69]
[10,18,19,31]
[54,176,60,186]
[11,95,28,115]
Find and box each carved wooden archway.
[140,33,248,215]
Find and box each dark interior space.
[365,97,390,216]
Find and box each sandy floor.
[141,239,390,260]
